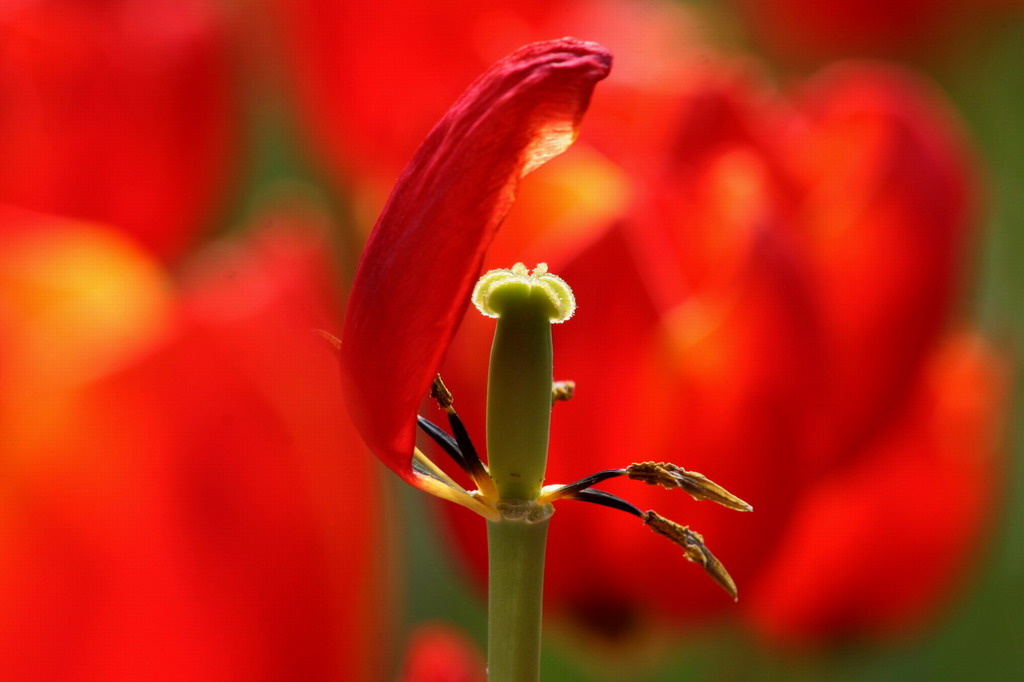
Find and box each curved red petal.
[788,64,977,472]
[341,39,611,482]
[744,334,1006,647]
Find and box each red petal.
[0,215,389,679]
[270,0,700,189]
[0,0,239,261]
[341,39,611,483]
[789,65,976,472]
[745,334,1006,646]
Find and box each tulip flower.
[434,61,1005,647]
[268,0,706,206]
[339,38,758,680]
[0,0,239,260]
[747,332,1006,645]
[1,208,388,680]
[398,622,486,682]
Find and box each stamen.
[643,511,738,600]
[551,380,576,404]
[561,482,739,598]
[536,469,625,505]
[536,457,748,599]
[417,415,470,472]
[446,411,487,475]
[429,374,498,501]
[627,462,752,512]
[412,447,469,492]
[563,488,644,518]
[412,471,501,522]
[412,447,500,521]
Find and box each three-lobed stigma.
[472,262,576,322]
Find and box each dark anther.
[424,375,491,484]
[566,489,645,519]
[430,374,454,408]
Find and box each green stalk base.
[487,517,550,682]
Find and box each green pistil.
[474,263,573,502]
[474,262,574,682]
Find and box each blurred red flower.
[285,0,1005,648]
[0,207,388,680]
[0,0,240,260]
[747,332,1005,644]
[268,0,705,208]
[434,61,1006,645]
[397,622,486,682]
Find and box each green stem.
[487,517,550,682]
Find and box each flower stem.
[487,517,550,682]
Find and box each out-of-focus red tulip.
[747,333,1006,645]
[270,0,547,185]
[0,0,239,260]
[781,65,976,474]
[0,208,388,680]
[269,0,704,208]
[287,0,1004,651]
[339,38,610,513]
[435,61,1004,644]
[397,623,486,682]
